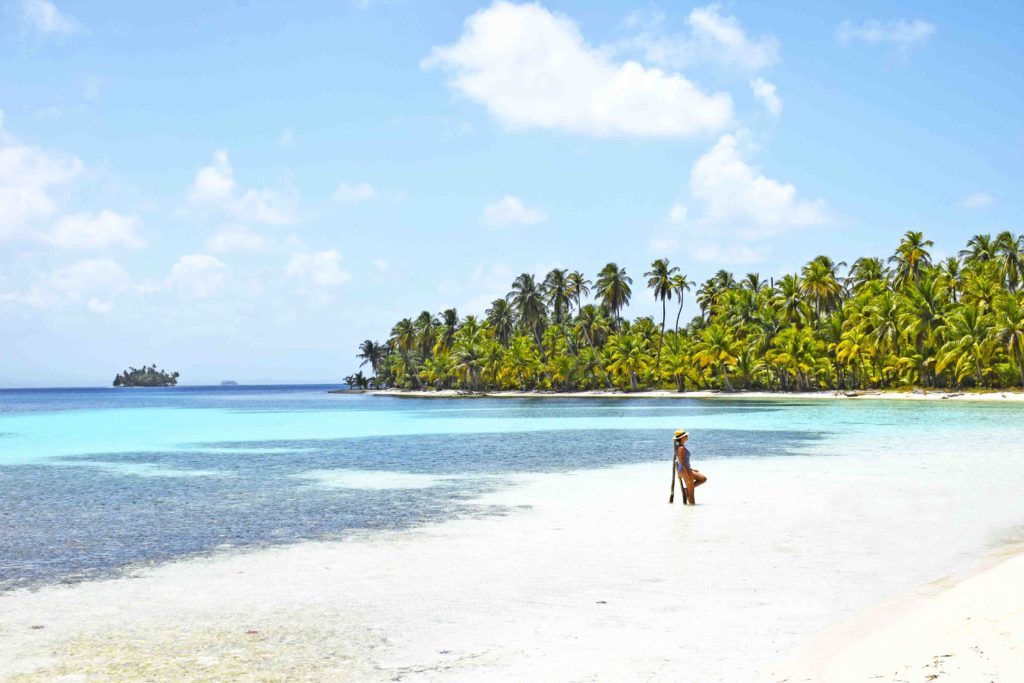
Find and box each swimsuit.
[676,445,691,472]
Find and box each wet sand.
[3,448,1023,681]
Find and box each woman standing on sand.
[673,429,706,505]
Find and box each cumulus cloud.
[22,0,79,36]
[651,133,828,262]
[285,250,351,287]
[750,77,782,117]
[169,254,229,299]
[0,133,83,240]
[205,225,268,253]
[423,1,732,138]
[46,210,144,249]
[628,5,779,72]
[49,258,131,295]
[959,192,994,209]
[333,181,377,202]
[837,19,935,48]
[482,195,547,228]
[188,150,296,225]
[691,134,827,235]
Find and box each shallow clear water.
[2,385,1023,594]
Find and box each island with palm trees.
[353,232,1024,396]
[113,365,181,387]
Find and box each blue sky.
[1,0,1021,386]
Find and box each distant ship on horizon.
[220,380,239,386]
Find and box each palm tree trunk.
[583,328,614,389]
[656,298,666,385]
[675,298,683,333]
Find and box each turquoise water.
[2,385,1024,592]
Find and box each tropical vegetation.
[353,232,1024,393]
[113,365,180,387]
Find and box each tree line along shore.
[349,231,1024,393]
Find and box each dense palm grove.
[355,232,1024,392]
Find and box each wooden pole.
[669,457,676,503]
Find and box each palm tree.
[847,257,887,293]
[645,258,679,375]
[800,256,844,317]
[436,308,460,353]
[485,298,516,346]
[994,231,1024,291]
[575,304,614,388]
[544,268,572,325]
[414,311,439,359]
[993,294,1024,387]
[508,273,548,349]
[889,231,933,289]
[566,270,591,318]
[938,257,964,303]
[742,272,766,292]
[960,234,995,266]
[368,232,1024,393]
[595,263,632,329]
[356,340,386,377]
[693,323,739,390]
[606,333,651,390]
[937,304,995,387]
[670,273,693,333]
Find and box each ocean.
[2,385,1024,596]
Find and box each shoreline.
[765,544,1024,681]
[5,453,1024,680]
[343,387,1024,403]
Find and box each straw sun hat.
[674,429,688,439]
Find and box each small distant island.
[113,365,180,387]
[221,380,239,386]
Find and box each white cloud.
[482,195,547,228]
[46,210,144,249]
[169,254,228,299]
[188,150,296,225]
[959,192,994,209]
[750,77,782,117]
[333,181,377,202]
[2,257,132,310]
[691,133,827,236]
[205,225,268,253]
[624,5,778,72]
[650,133,828,262]
[278,128,294,147]
[286,250,351,287]
[50,258,131,295]
[0,134,83,240]
[837,19,935,48]
[22,0,79,36]
[373,259,390,272]
[667,203,688,223]
[423,1,732,138]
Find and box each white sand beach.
[359,388,1024,403]
[767,549,1024,682]
[3,444,1024,681]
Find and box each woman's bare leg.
[682,471,696,505]
[692,470,707,487]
